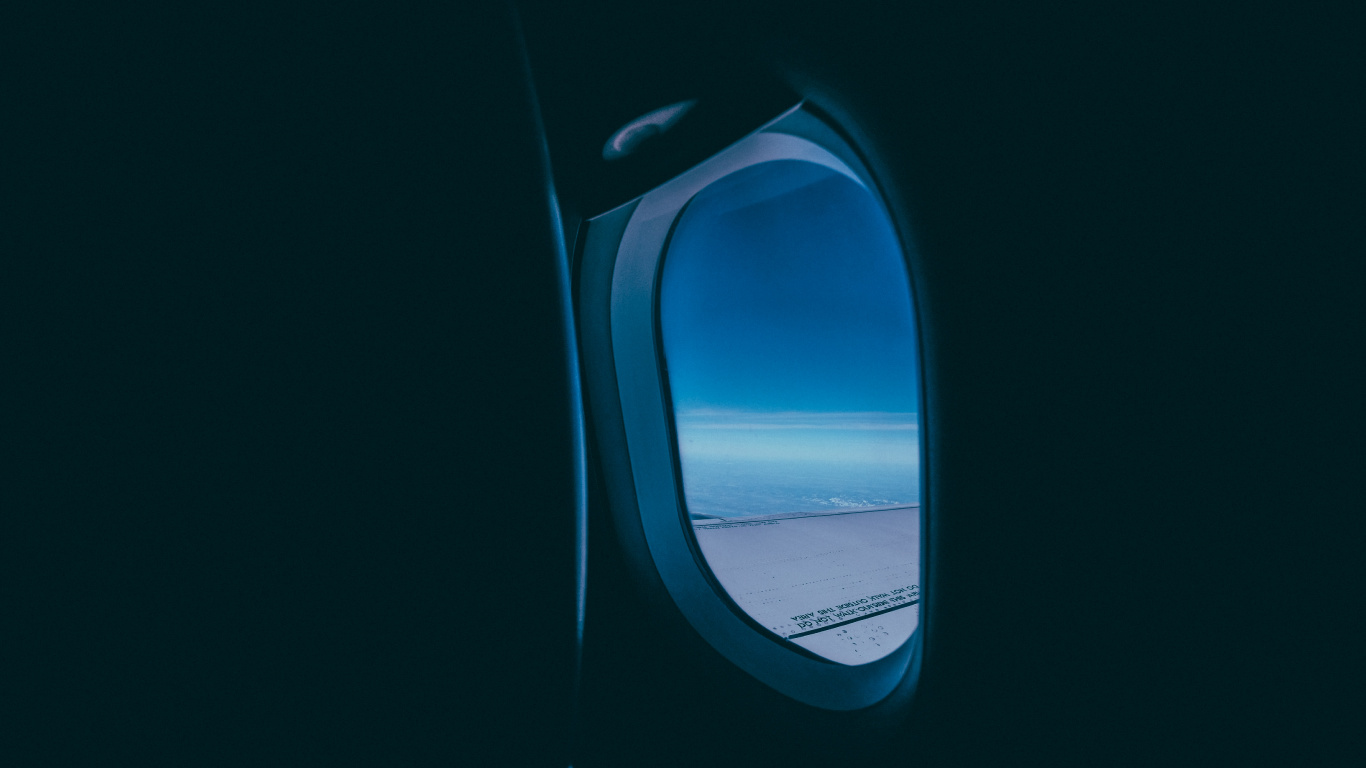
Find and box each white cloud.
[676,409,918,432]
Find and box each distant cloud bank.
[676,408,918,432]
[674,408,920,466]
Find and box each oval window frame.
[603,104,926,710]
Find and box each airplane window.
[659,159,921,665]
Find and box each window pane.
[660,160,921,665]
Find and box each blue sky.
[661,160,918,417]
[659,160,920,511]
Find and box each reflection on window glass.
[660,159,921,665]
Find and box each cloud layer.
[676,408,918,432]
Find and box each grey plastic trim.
[601,107,921,710]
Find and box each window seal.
[584,104,923,710]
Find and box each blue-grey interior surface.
[597,106,924,707]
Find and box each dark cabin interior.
[5,2,1357,765]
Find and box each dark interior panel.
[3,1,1355,765]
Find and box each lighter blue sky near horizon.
[660,160,920,515]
